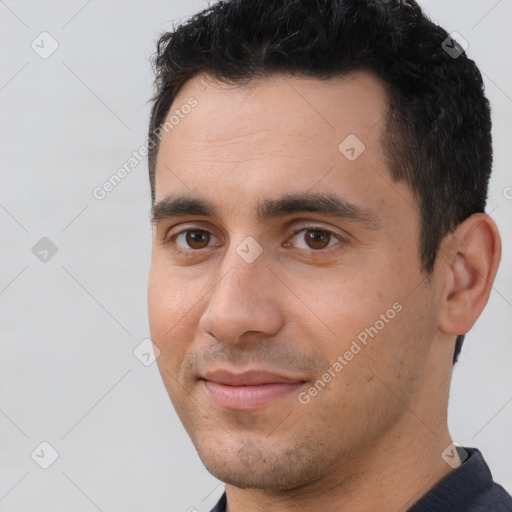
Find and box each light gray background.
[0,1,510,510]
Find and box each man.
[146,0,512,510]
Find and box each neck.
[225,418,456,512]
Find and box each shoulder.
[468,482,512,512]
[409,447,512,512]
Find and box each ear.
[437,213,501,336]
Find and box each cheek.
[148,262,203,336]
[149,283,193,406]
[296,272,394,350]
[335,285,436,403]
[148,268,171,341]
[148,265,198,372]
[299,263,430,383]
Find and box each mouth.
[200,369,308,410]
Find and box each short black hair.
[148,0,493,365]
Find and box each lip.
[201,369,307,410]
[203,369,306,386]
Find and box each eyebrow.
[151,192,380,228]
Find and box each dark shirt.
[209,447,512,511]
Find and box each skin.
[148,70,501,512]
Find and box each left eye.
[287,228,342,250]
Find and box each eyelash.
[162,225,349,257]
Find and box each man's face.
[148,71,443,490]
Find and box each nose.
[198,243,285,345]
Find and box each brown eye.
[286,227,343,251]
[184,230,211,249]
[304,230,332,249]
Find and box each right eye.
[163,228,221,255]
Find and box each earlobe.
[438,213,501,336]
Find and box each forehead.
[158,70,389,163]
[153,70,412,227]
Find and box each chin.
[195,439,325,491]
